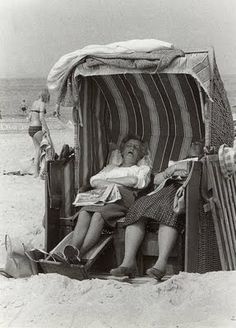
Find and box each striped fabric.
[77,73,204,186]
[53,48,233,187]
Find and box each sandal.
[0,269,13,278]
[110,266,136,278]
[64,245,81,265]
[146,267,166,281]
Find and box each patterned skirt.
[123,180,185,232]
[81,186,137,228]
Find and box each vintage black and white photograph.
[0,0,236,327]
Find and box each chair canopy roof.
[47,40,234,186]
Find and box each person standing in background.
[27,88,51,177]
[20,99,28,115]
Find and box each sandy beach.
[0,120,236,328]
[0,120,74,266]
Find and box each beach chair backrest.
[51,47,233,188]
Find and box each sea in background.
[0,75,236,119]
[0,78,72,121]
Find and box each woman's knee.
[126,218,146,233]
[80,210,89,216]
[135,216,148,227]
[91,212,105,225]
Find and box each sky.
[0,0,236,78]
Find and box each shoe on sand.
[110,266,136,278]
[146,267,166,281]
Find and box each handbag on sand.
[173,162,195,215]
[1,235,38,278]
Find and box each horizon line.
[1,73,236,79]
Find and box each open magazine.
[73,184,122,207]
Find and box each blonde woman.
[28,88,50,177]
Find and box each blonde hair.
[39,88,50,103]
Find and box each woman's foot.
[110,266,136,278]
[146,267,166,281]
[64,245,81,265]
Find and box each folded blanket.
[55,48,184,107]
[47,39,175,90]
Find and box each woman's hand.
[164,165,176,178]
[154,172,165,185]
[154,164,176,185]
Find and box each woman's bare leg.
[153,224,178,272]
[71,210,92,248]
[119,219,146,268]
[32,137,40,177]
[32,131,43,177]
[79,212,105,257]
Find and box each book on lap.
[73,184,121,207]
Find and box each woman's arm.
[90,165,146,189]
[154,164,177,185]
[132,165,151,189]
[91,176,138,189]
[27,111,32,122]
[107,176,138,187]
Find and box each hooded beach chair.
[40,39,235,279]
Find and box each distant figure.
[20,99,28,115]
[28,88,51,177]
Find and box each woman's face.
[122,139,142,165]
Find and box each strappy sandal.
[63,245,81,265]
[110,266,136,278]
[146,267,166,281]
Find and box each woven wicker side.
[204,156,236,271]
[209,59,234,149]
[206,159,232,270]
[186,160,221,273]
[195,198,221,273]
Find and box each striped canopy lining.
[78,73,205,186]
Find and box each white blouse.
[90,164,151,189]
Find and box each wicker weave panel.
[196,199,221,273]
[209,60,234,149]
[205,157,236,270]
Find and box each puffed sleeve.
[90,165,113,187]
[133,165,151,189]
